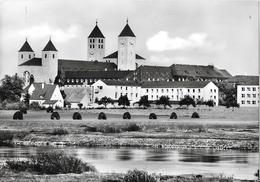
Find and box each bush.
[149,113,157,119]
[5,102,21,110]
[46,106,53,113]
[123,112,131,119]
[191,112,200,118]
[13,111,23,120]
[99,126,120,133]
[73,112,82,120]
[51,112,60,120]
[170,112,177,119]
[51,128,69,135]
[98,112,107,120]
[19,108,27,114]
[0,130,14,142]
[6,151,96,174]
[29,102,41,110]
[122,124,141,132]
[123,169,157,182]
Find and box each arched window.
[21,54,23,59]
[29,55,31,59]
[53,54,55,59]
[45,54,47,58]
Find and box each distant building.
[64,87,91,108]
[24,83,64,108]
[233,76,259,107]
[91,80,219,106]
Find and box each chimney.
[41,83,44,89]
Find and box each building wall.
[42,51,58,83]
[88,37,105,62]
[50,86,64,107]
[18,66,45,86]
[237,85,259,107]
[18,51,35,66]
[203,82,219,106]
[118,37,136,70]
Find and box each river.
[0,146,257,180]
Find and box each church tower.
[117,19,136,71]
[18,39,35,66]
[87,21,105,62]
[42,38,58,83]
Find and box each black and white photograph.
[0,0,259,181]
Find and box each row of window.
[241,93,258,98]
[241,87,258,92]
[20,54,35,59]
[89,39,104,43]
[241,100,259,105]
[89,44,104,49]
[115,92,138,99]
[44,54,55,59]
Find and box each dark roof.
[103,51,145,60]
[171,64,229,79]
[65,70,132,79]
[225,75,259,85]
[42,40,57,51]
[19,40,34,52]
[30,83,57,101]
[119,24,136,37]
[43,100,58,104]
[88,25,105,38]
[18,57,42,66]
[141,81,211,88]
[58,59,117,72]
[219,69,232,78]
[102,80,140,86]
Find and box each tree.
[29,74,34,85]
[98,96,114,108]
[156,96,171,109]
[118,95,130,108]
[179,95,196,108]
[23,92,30,109]
[78,103,83,109]
[205,100,214,107]
[138,95,150,108]
[0,74,24,102]
[221,86,239,111]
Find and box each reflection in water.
[146,149,170,161]
[0,146,257,180]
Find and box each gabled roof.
[58,59,117,72]
[171,64,229,79]
[219,69,232,78]
[64,87,89,103]
[103,51,145,60]
[102,80,141,86]
[119,23,136,37]
[88,25,105,38]
[225,75,259,85]
[42,40,57,51]
[18,57,42,66]
[141,81,211,88]
[19,40,34,52]
[30,83,57,101]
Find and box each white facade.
[88,37,105,62]
[237,85,259,107]
[91,80,141,105]
[118,36,136,71]
[141,81,219,106]
[41,50,58,84]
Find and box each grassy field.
[0,106,258,150]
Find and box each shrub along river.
[0,146,257,180]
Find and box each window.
[247,100,251,104]
[247,87,250,91]
[93,39,95,43]
[253,94,256,98]
[136,93,138,98]
[115,92,117,98]
[214,96,216,99]
[253,87,256,91]
[241,87,245,91]
[198,96,201,99]
[53,54,55,59]
[98,45,100,48]
[192,95,195,99]
[90,39,92,43]
[120,87,123,90]
[93,45,95,48]
[241,100,245,104]
[126,87,128,90]
[252,100,256,105]
[146,89,149,93]
[247,94,250,98]
[151,89,154,92]
[156,89,159,93]
[214,89,216,93]
[29,55,31,59]
[210,89,212,93]
[198,89,201,93]
[193,89,195,93]
[90,45,92,49]
[188,89,190,92]
[45,54,47,58]
[161,89,164,93]
[21,54,23,59]
[241,94,245,98]
[101,45,103,49]
[101,39,103,43]
[166,89,169,92]
[172,89,174,92]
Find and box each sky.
[0,0,258,78]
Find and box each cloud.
[146,31,208,51]
[18,24,80,42]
